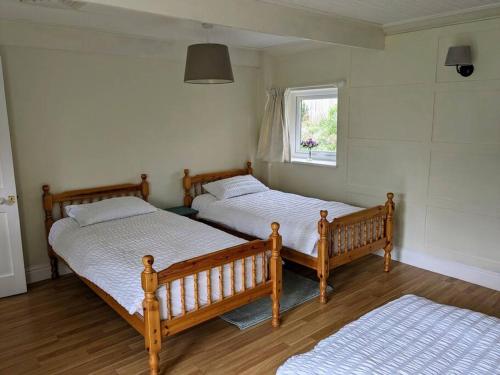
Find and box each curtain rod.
[286,80,346,91]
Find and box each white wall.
[0,21,262,281]
[264,18,500,288]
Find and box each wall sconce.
[445,46,474,77]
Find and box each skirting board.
[25,263,72,284]
[375,247,500,292]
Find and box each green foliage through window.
[299,97,337,153]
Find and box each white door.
[0,57,26,298]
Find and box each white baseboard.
[375,247,500,291]
[25,263,72,284]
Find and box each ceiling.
[0,0,306,49]
[260,0,500,25]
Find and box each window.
[287,87,338,166]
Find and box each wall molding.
[25,263,71,284]
[375,247,500,291]
[384,4,500,35]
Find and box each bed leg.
[270,222,282,328]
[43,185,59,280]
[384,193,395,273]
[50,255,59,280]
[142,256,162,375]
[384,244,393,272]
[317,211,330,304]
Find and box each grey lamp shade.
[184,43,234,84]
[445,46,472,66]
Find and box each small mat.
[220,270,333,330]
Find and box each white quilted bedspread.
[194,190,362,256]
[48,211,270,319]
[277,295,500,375]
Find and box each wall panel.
[429,149,500,216]
[347,140,429,203]
[349,86,433,142]
[426,206,500,271]
[350,30,436,87]
[433,88,500,144]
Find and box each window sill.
[290,158,337,168]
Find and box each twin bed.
[42,175,282,375]
[183,162,395,303]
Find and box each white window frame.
[286,86,338,166]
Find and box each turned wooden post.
[140,174,149,202]
[384,193,395,272]
[183,169,193,207]
[317,210,330,304]
[269,222,282,328]
[246,161,253,175]
[141,255,162,375]
[42,184,59,279]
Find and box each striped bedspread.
[277,295,500,375]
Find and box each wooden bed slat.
[230,261,235,296]
[218,265,223,301]
[166,282,172,320]
[180,278,186,316]
[193,273,199,311]
[206,270,212,306]
[241,259,246,292]
[251,255,256,288]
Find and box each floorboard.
[0,255,498,374]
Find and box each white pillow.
[191,193,217,211]
[65,196,157,227]
[202,175,269,200]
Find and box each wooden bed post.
[42,184,59,279]
[141,255,162,375]
[270,222,282,328]
[183,169,193,207]
[141,174,149,202]
[384,193,395,272]
[246,161,253,175]
[318,210,330,304]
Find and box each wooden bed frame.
[42,175,282,375]
[183,162,394,304]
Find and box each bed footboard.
[141,223,282,375]
[317,193,395,303]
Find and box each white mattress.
[193,190,363,256]
[277,295,500,375]
[49,211,267,319]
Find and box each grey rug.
[220,270,333,330]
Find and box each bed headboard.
[183,162,253,207]
[42,174,149,235]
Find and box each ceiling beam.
[82,0,385,50]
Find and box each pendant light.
[184,24,234,84]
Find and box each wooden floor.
[1,255,499,375]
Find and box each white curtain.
[257,88,290,163]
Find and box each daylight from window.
[299,97,337,153]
